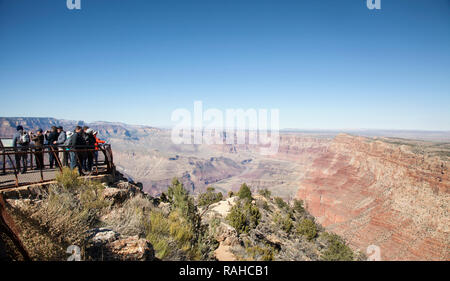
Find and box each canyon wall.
[2,118,449,260]
[296,134,449,261]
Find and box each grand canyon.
[1,117,449,261]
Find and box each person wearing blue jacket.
[55,126,67,166]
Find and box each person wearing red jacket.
[93,131,106,164]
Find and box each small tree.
[226,201,261,235]
[238,183,252,201]
[198,187,223,207]
[56,167,82,190]
[321,233,354,261]
[296,218,317,241]
[258,188,271,199]
[167,178,199,229]
[292,199,305,214]
[274,197,288,210]
[274,211,294,233]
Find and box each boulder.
[85,228,155,261]
[107,235,154,261]
[114,181,143,197]
[215,222,239,246]
[86,228,120,245]
[102,188,128,205]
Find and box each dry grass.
[7,168,110,260]
[103,194,154,236]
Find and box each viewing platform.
[0,139,115,190]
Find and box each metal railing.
[0,141,115,189]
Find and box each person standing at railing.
[12,125,29,174]
[85,128,96,172]
[81,126,90,171]
[30,129,45,170]
[45,126,59,169]
[64,131,74,167]
[55,126,67,166]
[93,131,105,164]
[69,126,86,175]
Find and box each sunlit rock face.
[295,134,449,261]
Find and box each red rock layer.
[296,134,449,261]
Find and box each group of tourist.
[12,125,105,175]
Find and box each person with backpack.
[69,126,86,175]
[12,125,30,174]
[45,126,59,169]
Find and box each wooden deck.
[0,166,110,189]
[0,168,58,189]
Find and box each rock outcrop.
[85,228,155,261]
[202,194,358,261]
[296,134,450,261]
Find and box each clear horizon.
[2,115,450,133]
[1,0,449,130]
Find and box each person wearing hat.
[93,131,106,165]
[12,125,29,174]
[55,126,68,166]
[31,128,45,170]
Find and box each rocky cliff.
[296,134,449,261]
[0,117,159,140]
[1,170,359,261]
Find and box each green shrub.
[258,188,271,199]
[296,218,317,241]
[198,187,223,207]
[274,197,288,210]
[56,167,82,190]
[148,178,215,260]
[281,215,294,233]
[321,233,354,261]
[273,211,294,233]
[167,178,199,226]
[145,210,171,259]
[238,183,252,201]
[226,201,261,235]
[292,199,305,214]
[245,245,275,261]
[145,209,200,260]
[228,191,234,198]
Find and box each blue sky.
[0,0,449,130]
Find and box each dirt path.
[214,244,237,261]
